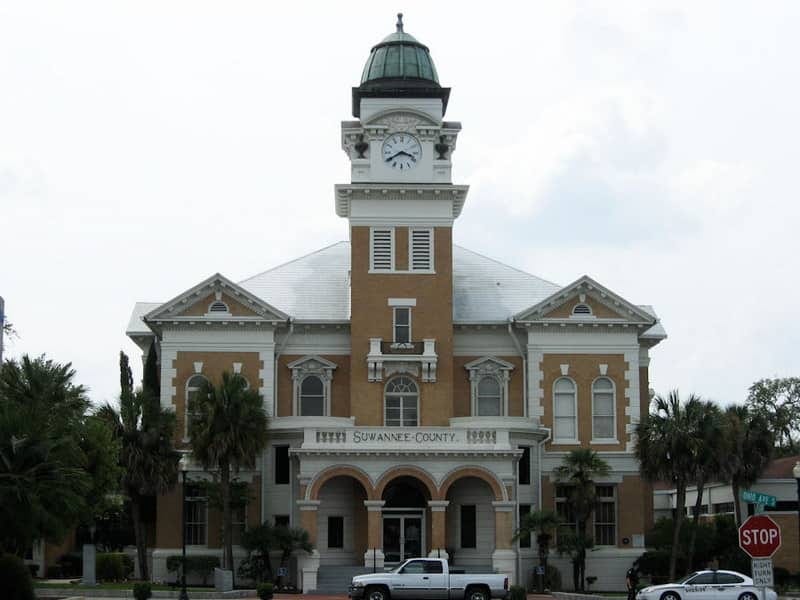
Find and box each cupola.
[352,14,450,117]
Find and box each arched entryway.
[316,475,370,566]
[445,476,497,570]
[380,476,431,564]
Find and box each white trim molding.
[464,356,514,417]
[287,355,338,417]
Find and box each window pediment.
[287,356,337,417]
[464,356,514,416]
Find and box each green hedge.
[509,584,526,600]
[96,552,134,582]
[166,555,220,585]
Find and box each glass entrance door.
[382,514,424,564]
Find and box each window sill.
[551,439,581,445]
[590,438,619,445]
[368,269,436,275]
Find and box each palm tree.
[635,390,706,580]
[721,405,773,525]
[513,509,560,592]
[554,449,610,591]
[686,400,723,570]
[97,352,180,581]
[188,372,268,574]
[0,355,93,556]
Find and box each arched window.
[476,376,502,416]
[384,376,419,426]
[592,377,616,440]
[185,374,209,438]
[553,377,577,441]
[299,375,325,416]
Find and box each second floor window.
[385,376,418,426]
[185,374,209,438]
[592,377,615,440]
[476,376,501,416]
[300,375,325,416]
[393,307,411,343]
[553,377,577,441]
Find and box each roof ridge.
[238,241,349,285]
[453,244,561,288]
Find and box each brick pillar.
[492,501,517,584]
[427,500,449,559]
[297,500,320,546]
[364,500,386,568]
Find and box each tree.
[188,372,268,574]
[143,342,159,400]
[745,378,799,456]
[720,405,773,525]
[513,509,560,592]
[554,448,610,591]
[97,351,180,581]
[239,522,276,583]
[635,390,707,581]
[0,355,107,556]
[686,401,723,571]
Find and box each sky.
[1,1,798,407]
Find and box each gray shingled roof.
[237,241,562,322]
[127,242,664,335]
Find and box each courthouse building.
[126,16,666,591]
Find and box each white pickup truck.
[348,558,509,600]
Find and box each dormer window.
[572,303,592,316]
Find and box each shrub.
[96,552,134,582]
[509,584,526,600]
[133,582,152,600]
[165,555,220,585]
[57,552,82,577]
[0,554,36,600]
[26,564,38,578]
[257,582,274,600]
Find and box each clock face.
[382,133,422,171]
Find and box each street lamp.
[179,452,190,600]
[793,460,800,571]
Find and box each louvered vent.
[371,228,393,271]
[410,229,433,271]
[572,303,592,315]
[209,300,230,313]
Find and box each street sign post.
[741,490,778,508]
[739,515,781,600]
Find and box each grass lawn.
[35,581,212,591]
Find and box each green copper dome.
[352,14,450,117]
[359,14,439,87]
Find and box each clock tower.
[335,14,469,426]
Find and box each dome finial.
[396,12,404,33]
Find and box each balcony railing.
[380,341,424,355]
[367,338,437,383]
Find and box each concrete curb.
[36,590,255,599]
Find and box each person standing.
[626,561,640,600]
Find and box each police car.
[636,570,777,600]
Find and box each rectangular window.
[519,504,531,548]
[393,307,411,343]
[370,227,394,271]
[713,502,735,514]
[274,515,290,528]
[519,446,531,485]
[184,484,208,546]
[594,485,616,546]
[275,445,290,485]
[409,228,433,271]
[555,485,577,543]
[328,516,344,549]
[460,505,476,548]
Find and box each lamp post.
[793,460,800,572]
[179,452,190,600]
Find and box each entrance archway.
[380,476,431,564]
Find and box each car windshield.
[676,572,700,584]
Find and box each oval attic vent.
[572,303,592,316]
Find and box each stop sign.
[739,514,781,558]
